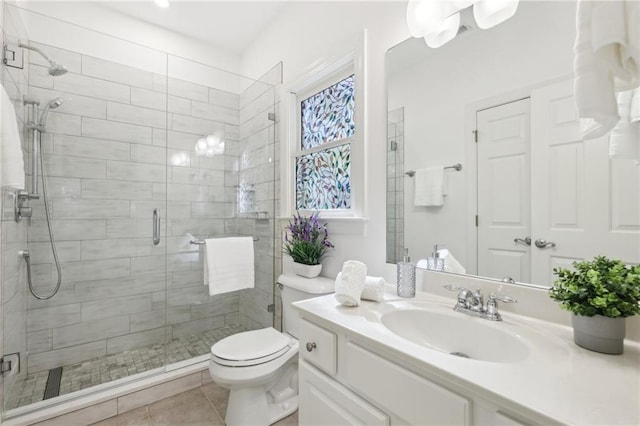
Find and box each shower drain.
[449,352,471,359]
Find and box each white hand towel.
[609,89,640,160]
[361,275,385,302]
[204,237,254,296]
[0,83,25,189]
[574,0,640,139]
[414,167,445,207]
[334,260,367,307]
[437,249,467,275]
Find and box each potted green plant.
[284,211,334,278]
[549,256,640,354]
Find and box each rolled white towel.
[362,275,385,302]
[334,260,367,307]
[336,273,385,302]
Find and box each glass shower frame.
[0,3,278,418]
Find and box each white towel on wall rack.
[204,237,254,296]
[414,167,445,207]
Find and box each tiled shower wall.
[22,38,277,374]
[386,107,404,263]
[1,0,30,410]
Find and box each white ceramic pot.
[292,262,322,278]
[572,314,626,355]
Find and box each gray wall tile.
[52,199,130,219]
[54,134,130,161]
[107,161,166,183]
[54,73,130,103]
[82,117,152,145]
[81,294,152,322]
[75,273,165,300]
[53,316,129,349]
[83,55,154,90]
[107,102,167,128]
[82,179,154,200]
[168,78,208,102]
[61,258,131,281]
[27,304,81,332]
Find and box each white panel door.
[477,99,531,283]
[530,79,640,286]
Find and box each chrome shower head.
[38,97,64,127]
[48,63,68,76]
[18,42,68,76]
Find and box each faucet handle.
[488,293,517,304]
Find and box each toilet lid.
[211,327,291,367]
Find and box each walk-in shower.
[21,96,64,300]
[1,3,279,417]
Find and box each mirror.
[386,1,640,288]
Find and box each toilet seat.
[211,327,292,367]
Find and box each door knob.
[513,236,531,246]
[306,342,317,352]
[534,239,556,248]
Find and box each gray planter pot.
[572,314,626,355]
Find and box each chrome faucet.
[444,285,516,321]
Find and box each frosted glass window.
[296,144,351,210]
[301,75,355,150]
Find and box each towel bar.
[405,163,462,177]
[190,236,259,245]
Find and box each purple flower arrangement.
[284,211,334,265]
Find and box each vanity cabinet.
[298,316,539,426]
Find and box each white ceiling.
[101,1,289,53]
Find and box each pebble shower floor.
[6,324,247,410]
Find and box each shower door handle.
[153,209,161,245]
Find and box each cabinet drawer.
[345,341,471,425]
[299,319,337,375]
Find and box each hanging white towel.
[0,83,25,189]
[609,89,640,160]
[574,0,640,139]
[414,167,445,207]
[204,237,254,296]
[334,260,367,307]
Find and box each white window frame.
[281,32,366,220]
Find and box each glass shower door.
[2,4,170,412]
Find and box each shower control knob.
[306,342,317,352]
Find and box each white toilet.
[209,274,335,426]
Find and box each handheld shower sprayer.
[38,97,64,127]
[18,42,68,76]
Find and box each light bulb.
[424,11,460,48]
[407,0,448,38]
[473,0,519,29]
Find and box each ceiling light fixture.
[406,0,519,48]
[153,0,170,9]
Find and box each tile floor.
[7,325,247,410]
[89,382,298,426]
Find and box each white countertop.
[293,286,640,426]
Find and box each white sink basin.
[381,308,530,363]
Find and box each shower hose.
[24,133,62,300]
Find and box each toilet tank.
[278,274,335,339]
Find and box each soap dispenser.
[427,244,445,271]
[397,248,416,298]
